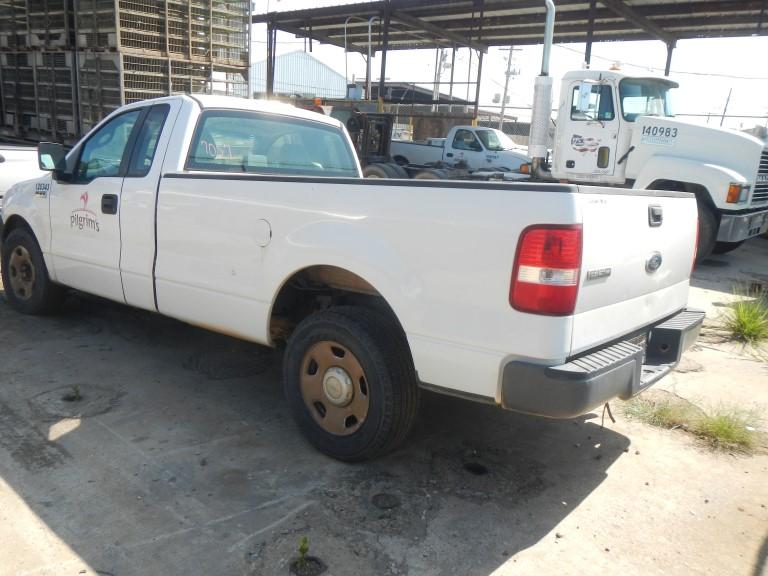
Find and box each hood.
[626,116,764,187]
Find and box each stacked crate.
[75,0,249,132]
[0,0,249,142]
[0,0,79,143]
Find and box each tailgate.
[571,187,697,355]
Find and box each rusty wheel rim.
[8,245,35,301]
[300,340,370,436]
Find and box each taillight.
[510,225,583,316]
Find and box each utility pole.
[432,48,446,112]
[499,45,514,130]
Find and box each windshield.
[619,79,675,122]
[476,129,517,151]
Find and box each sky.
[252,0,768,131]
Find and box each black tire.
[362,163,391,179]
[712,240,745,255]
[283,306,419,461]
[696,201,718,264]
[384,163,409,179]
[712,240,745,254]
[1,227,66,314]
[413,169,448,180]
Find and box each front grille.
[754,149,768,205]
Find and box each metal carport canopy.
[253,0,765,104]
[253,0,766,51]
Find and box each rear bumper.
[500,308,705,418]
[717,208,768,242]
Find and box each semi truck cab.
[549,69,768,257]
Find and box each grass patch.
[723,287,768,344]
[624,392,761,454]
[693,409,758,453]
[623,395,695,429]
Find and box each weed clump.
[624,392,761,454]
[724,287,768,344]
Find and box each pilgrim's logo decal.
[70,191,100,232]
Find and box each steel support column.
[473,50,483,118]
[664,41,674,76]
[473,0,485,119]
[266,22,276,96]
[378,4,391,101]
[585,0,596,66]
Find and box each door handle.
[101,194,118,215]
[446,152,453,158]
[648,204,663,227]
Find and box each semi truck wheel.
[712,240,745,254]
[1,228,65,315]
[384,163,409,178]
[362,163,391,178]
[413,169,449,180]
[283,306,419,461]
[696,202,718,264]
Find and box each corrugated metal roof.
[254,0,766,50]
[251,50,347,98]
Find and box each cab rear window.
[186,110,358,177]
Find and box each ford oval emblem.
[646,252,663,273]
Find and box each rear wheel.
[362,163,391,179]
[384,163,409,179]
[283,306,419,461]
[696,202,718,263]
[712,240,745,254]
[1,228,65,314]
[413,168,449,180]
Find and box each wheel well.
[648,179,718,219]
[1,214,33,242]
[269,265,409,348]
[393,155,408,166]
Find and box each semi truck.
[522,0,768,261]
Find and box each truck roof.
[121,94,344,129]
[562,69,678,88]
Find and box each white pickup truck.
[0,95,703,460]
[390,125,529,172]
[0,144,45,204]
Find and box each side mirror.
[576,82,594,113]
[38,142,67,173]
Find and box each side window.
[76,110,142,181]
[127,104,170,177]
[570,85,615,121]
[186,111,358,177]
[452,129,482,151]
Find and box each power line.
[553,43,768,80]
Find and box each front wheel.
[283,306,419,461]
[696,202,718,264]
[1,228,65,314]
[712,240,745,255]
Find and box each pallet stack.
[0,0,249,144]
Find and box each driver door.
[448,128,486,170]
[49,108,144,301]
[554,82,618,178]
